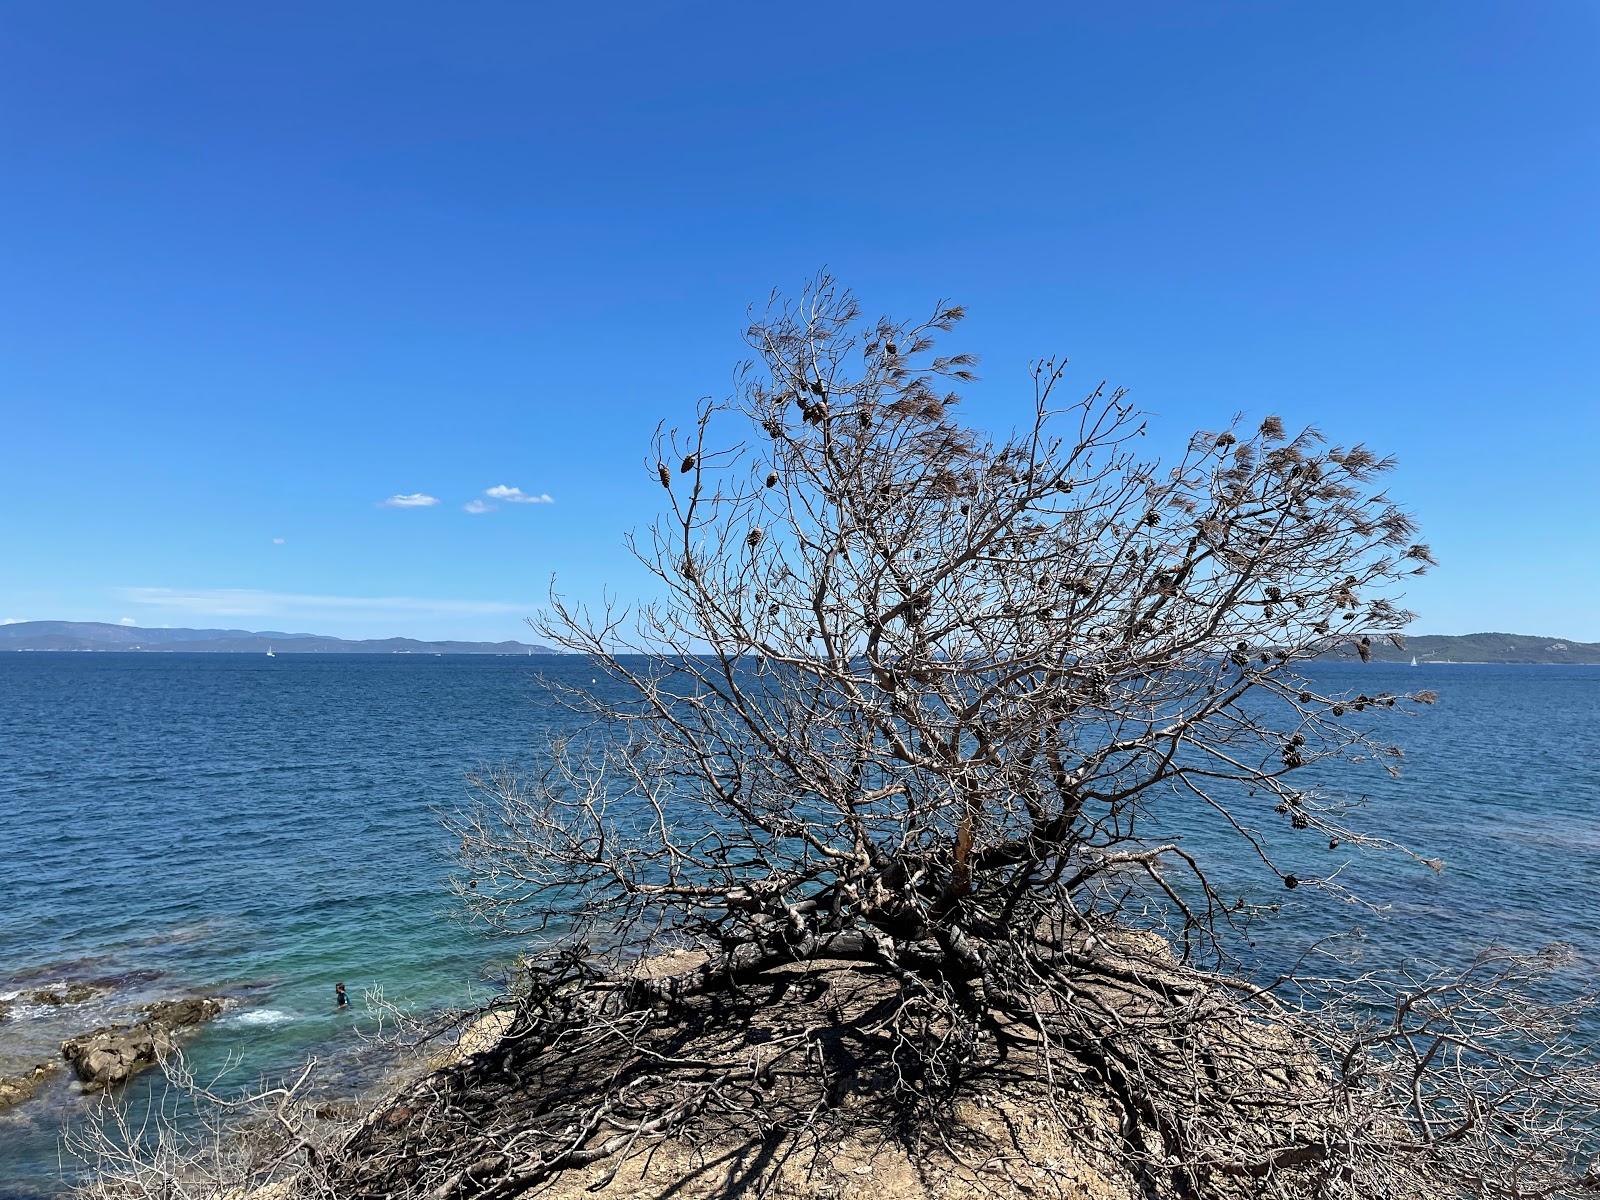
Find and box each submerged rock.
[0,1062,59,1111]
[60,996,225,1089]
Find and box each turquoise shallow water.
[0,653,616,1194]
[1,653,1597,1193]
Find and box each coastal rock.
[27,981,106,1006]
[0,1062,59,1111]
[432,1007,515,1068]
[61,1024,170,1089]
[312,1099,362,1122]
[60,996,225,1089]
[142,996,226,1029]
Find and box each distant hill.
[1322,632,1600,665]
[0,621,562,655]
[5,621,1594,664]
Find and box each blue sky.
[2,2,1596,641]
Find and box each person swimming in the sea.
[334,981,349,1009]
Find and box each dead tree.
[85,280,1593,1200]
[430,278,1600,1198]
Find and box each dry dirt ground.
[526,1091,1137,1200]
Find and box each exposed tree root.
[306,931,1595,1200]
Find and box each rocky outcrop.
[60,997,225,1089]
[0,1062,59,1111]
[0,981,106,1026]
[27,981,106,1006]
[141,997,225,1029]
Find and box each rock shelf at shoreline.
[0,1062,60,1112]
[59,996,227,1090]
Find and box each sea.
[1,653,1597,1195]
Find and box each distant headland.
[1319,631,1600,665]
[0,620,562,655]
[3,621,1596,664]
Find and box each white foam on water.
[228,1008,295,1027]
[0,1002,57,1021]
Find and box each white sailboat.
[266,645,276,658]
[1410,655,1418,667]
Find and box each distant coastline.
[0,620,562,655]
[1318,631,1600,666]
[3,621,1598,664]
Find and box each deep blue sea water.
[1,653,1597,1194]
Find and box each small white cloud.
[463,499,495,514]
[484,485,553,504]
[382,493,440,508]
[119,616,137,625]
[0,617,23,625]
[272,537,286,545]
